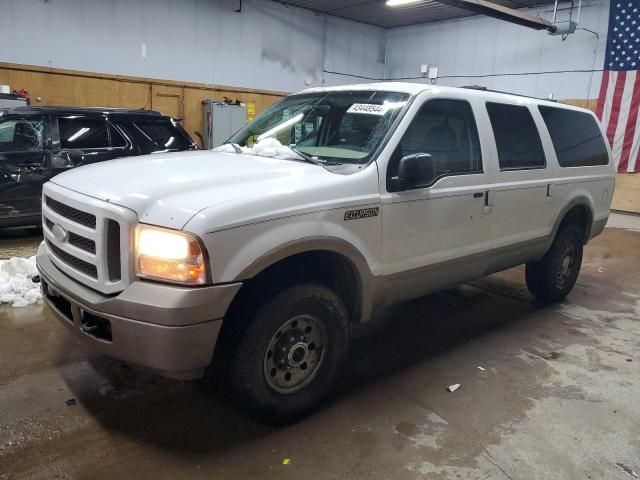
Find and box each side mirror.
[389,153,434,192]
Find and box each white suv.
[36,83,614,422]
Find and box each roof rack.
[9,106,163,115]
[461,85,557,102]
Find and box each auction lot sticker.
[347,103,388,115]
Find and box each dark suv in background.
[0,107,197,227]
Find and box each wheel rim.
[263,314,327,394]
[555,241,576,288]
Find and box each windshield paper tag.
[347,103,388,116]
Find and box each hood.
[50,150,329,229]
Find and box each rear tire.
[526,224,584,301]
[224,283,349,424]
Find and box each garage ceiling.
[276,0,554,28]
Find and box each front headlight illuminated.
[134,224,209,285]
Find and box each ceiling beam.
[432,0,555,30]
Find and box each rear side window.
[538,106,609,167]
[133,119,191,151]
[486,103,545,170]
[59,117,109,149]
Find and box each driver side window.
[389,99,482,187]
[0,116,45,153]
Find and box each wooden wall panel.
[0,63,285,145]
[561,99,598,111]
[611,174,640,213]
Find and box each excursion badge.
[344,207,379,221]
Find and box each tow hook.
[79,312,113,341]
[80,321,99,335]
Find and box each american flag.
[596,0,640,173]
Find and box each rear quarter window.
[486,102,546,170]
[133,119,191,151]
[538,106,609,167]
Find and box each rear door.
[51,115,123,171]
[481,101,552,272]
[0,113,50,220]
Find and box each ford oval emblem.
[52,223,68,243]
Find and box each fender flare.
[236,236,379,322]
[541,196,595,258]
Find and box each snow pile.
[0,256,42,307]
[214,137,299,159]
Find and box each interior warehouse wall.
[0,62,287,144]
[0,0,386,92]
[385,0,609,101]
[0,0,386,141]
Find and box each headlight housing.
[134,224,209,286]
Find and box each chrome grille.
[42,183,137,294]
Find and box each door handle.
[485,190,495,206]
[483,190,494,214]
[473,192,483,198]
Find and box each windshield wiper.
[224,142,243,154]
[288,146,324,166]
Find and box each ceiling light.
[386,0,423,6]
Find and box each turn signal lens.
[134,224,209,285]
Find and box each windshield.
[227,90,410,164]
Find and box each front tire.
[526,224,584,301]
[225,284,349,424]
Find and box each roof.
[297,82,593,113]
[3,106,163,116]
[300,82,431,95]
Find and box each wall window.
[538,106,609,167]
[0,116,45,152]
[389,99,482,186]
[59,117,109,149]
[486,103,545,170]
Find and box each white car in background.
[36,83,614,423]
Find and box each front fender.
[203,209,382,321]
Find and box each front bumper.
[37,245,242,380]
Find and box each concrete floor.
[1,221,639,480]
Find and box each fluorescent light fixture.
[386,0,423,6]
[258,113,304,141]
